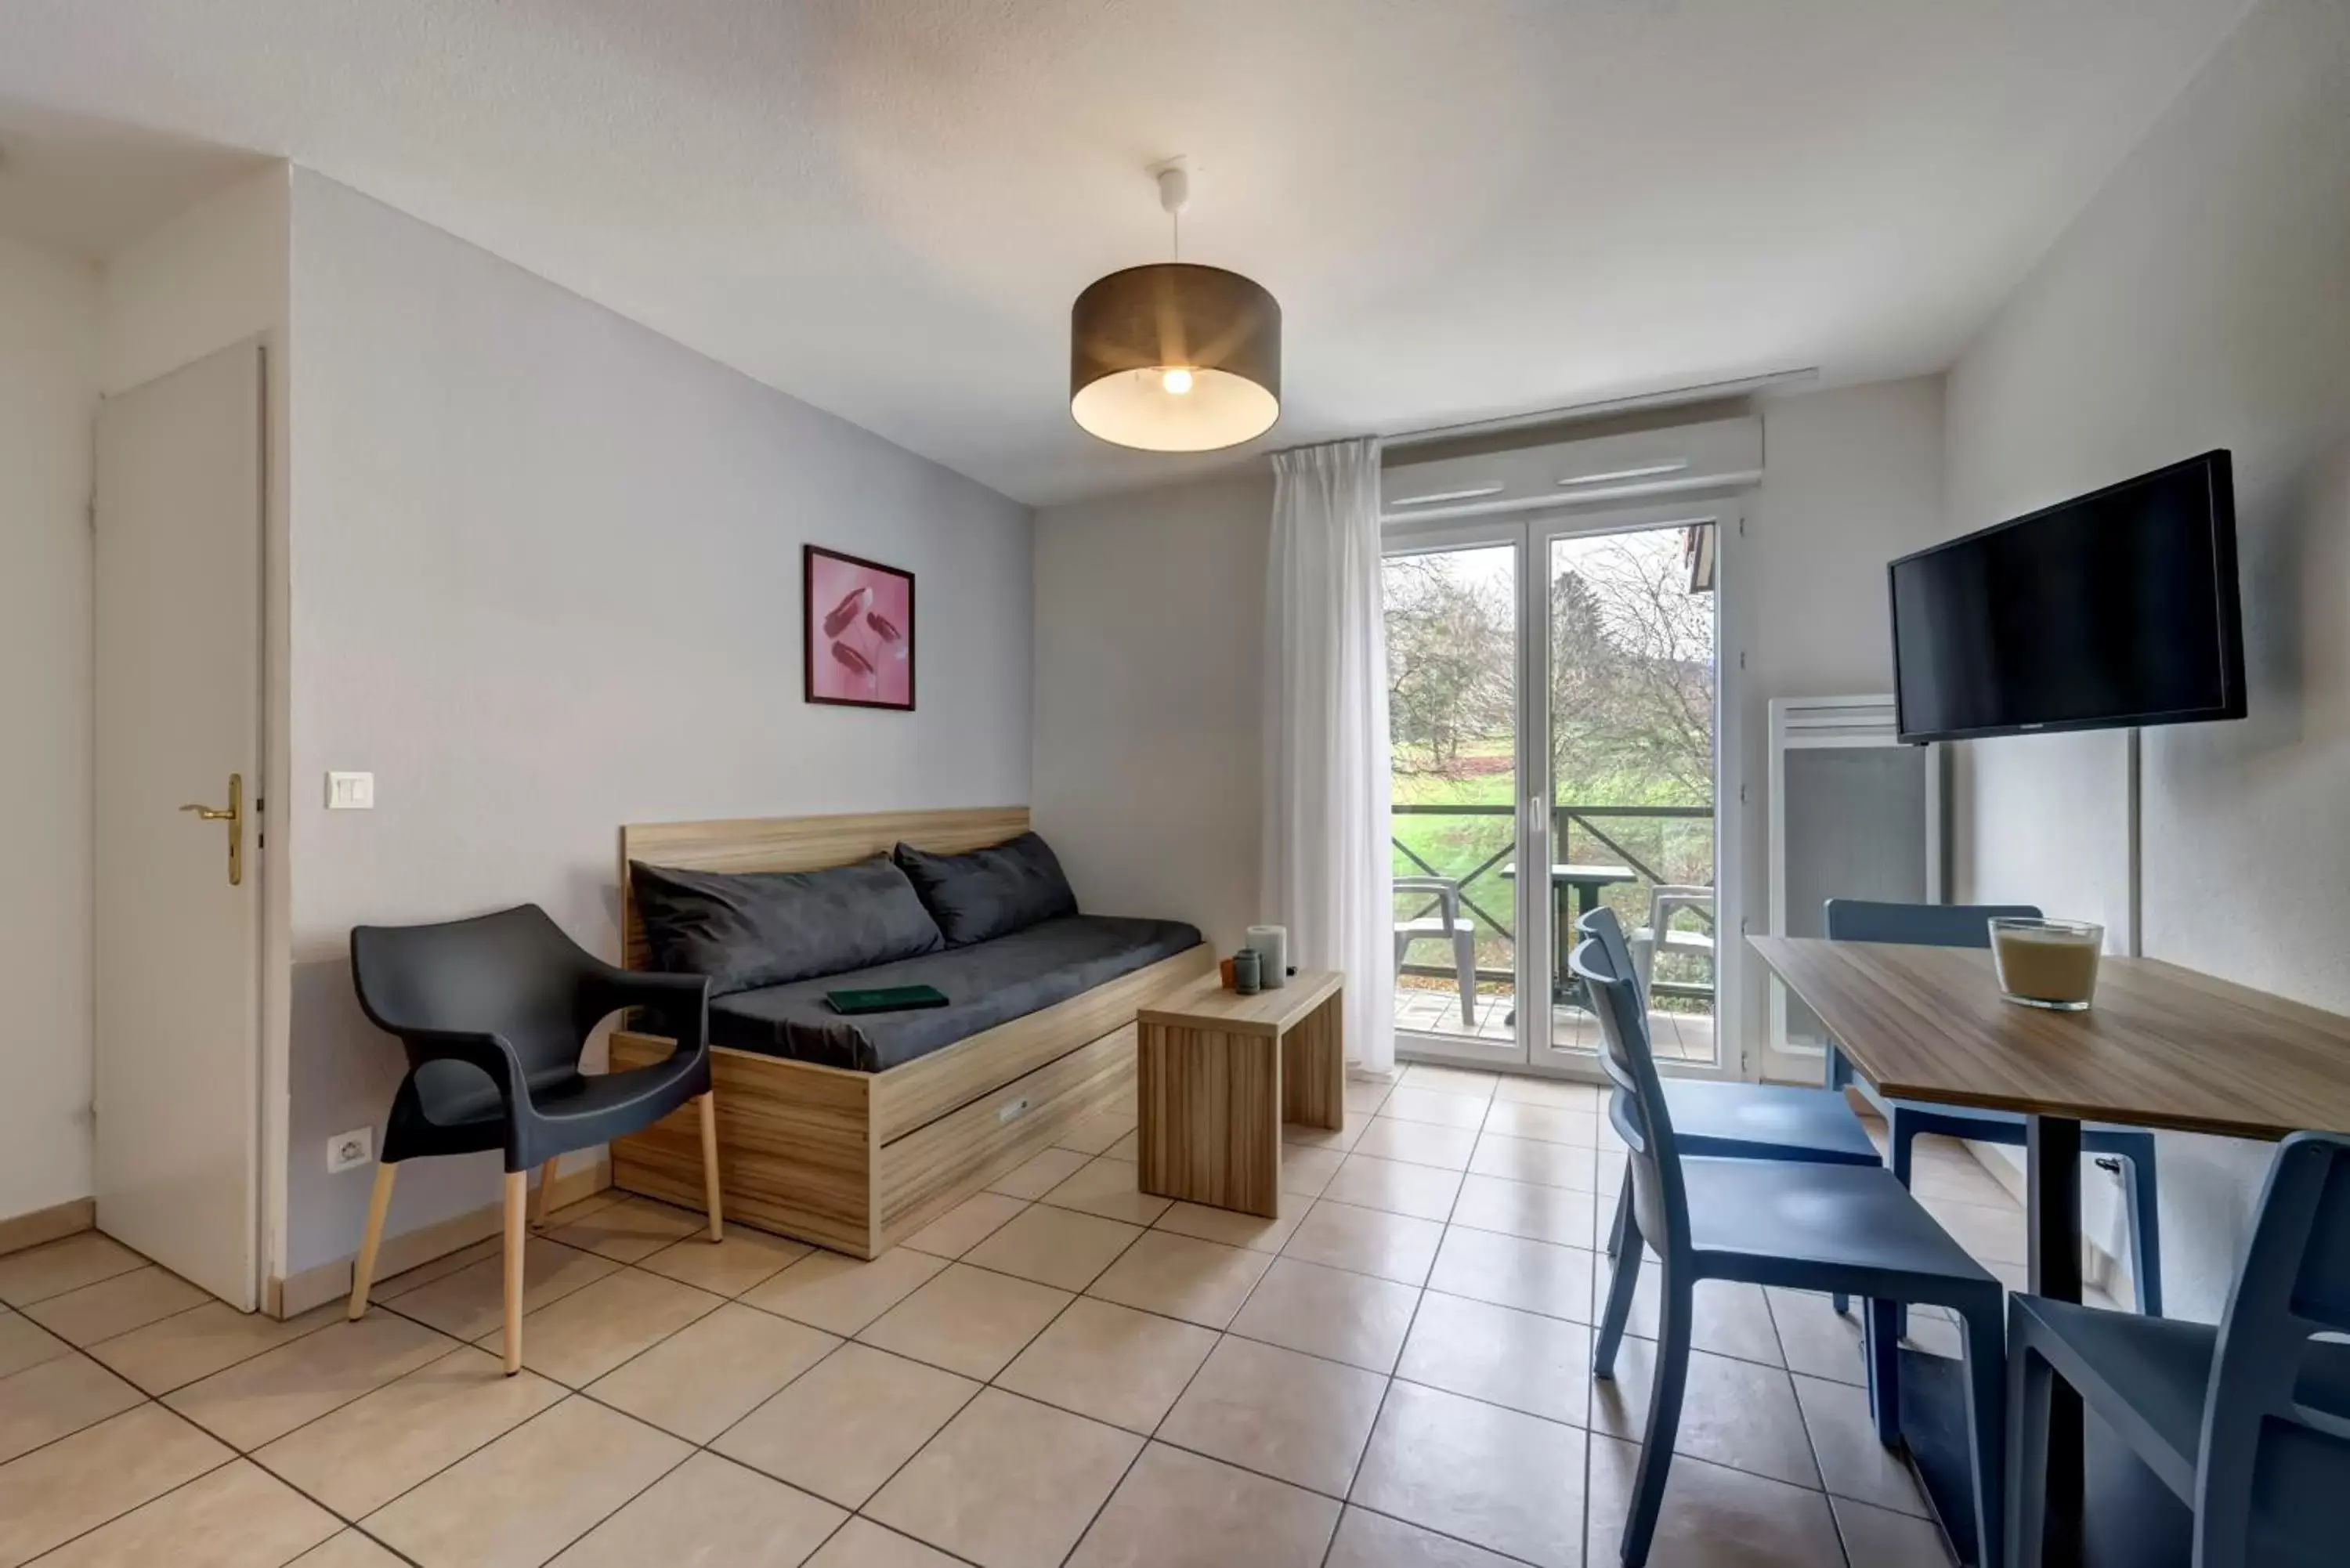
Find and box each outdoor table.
[1500,862,1636,1011]
[1749,934,2350,1567]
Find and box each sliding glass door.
[1386,500,1741,1080]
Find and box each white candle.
[1246,925,1289,989]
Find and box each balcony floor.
[1393,982,1716,1062]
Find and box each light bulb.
[1161,367,1195,396]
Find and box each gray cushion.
[895,831,1078,945]
[710,914,1203,1071]
[630,855,944,997]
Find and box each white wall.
[281,171,1035,1275]
[1947,0,2350,1321]
[0,237,99,1223]
[1032,471,1271,956]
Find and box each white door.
[95,341,265,1309]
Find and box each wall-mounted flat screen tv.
[1889,450,2243,744]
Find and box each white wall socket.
[326,771,375,810]
[328,1127,374,1173]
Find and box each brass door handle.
[179,773,244,886]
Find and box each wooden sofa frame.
[607,807,1213,1257]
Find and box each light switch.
[326,771,374,810]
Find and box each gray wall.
[283,171,1034,1274]
[1947,0,2350,1321]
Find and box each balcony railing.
[1391,801,1716,1002]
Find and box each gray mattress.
[709,914,1204,1072]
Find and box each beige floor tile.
[549,1450,844,1567]
[1375,1088,1492,1131]
[1396,1289,1593,1428]
[994,1298,1217,1434]
[37,1457,340,1568]
[1449,1174,1599,1250]
[1603,1263,1784,1367]
[1491,1076,1604,1111]
[1353,1118,1480,1172]
[714,1343,978,1508]
[1480,1101,1600,1148]
[636,1227,812,1296]
[805,1518,967,1567]
[0,1351,146,1462]
[254,1346,565,1519]
[1763,1288,1867,1385]
[388,1238,621,1340]
[989,1147,1093,1200]
[1350,1379,1587,1568]
[866,1388,1144,1568]
[1158,1335,1386,1497]
[1831,1494,1954,1566]
[1589,1338,1820,1489]
[166,1311,455,1451]
[1321,1155,1464,1223]
[544,1194,706,1263]
[1325,1506,1522,1567]
[376,1237,501,1301]
[1344,1078,1399,1117]
[1152,1197,1304,1253]
[481,1267,721,1387]
[0,1233,146,1308]
[1905,1143,2021,1209]
[1279,1145,1347,1198]
[1585,1433,1842,1567]
[743,1248,947,1336]
[1466,1133,1600,1192]
[1283,1201,1444,1286]
[589,1301,837,1443]
[961,1203,1143,1292]
[1920,1197,2026,1267]
[1041,1157,1173,1226]
[1397,1065,1500,1100]
[1231,1258,1421,1374]
[368,1398,687,1567]
[23,1265,210,1347]
[857,1263,1072,1381]
[0,1404,232,1567]
[0,1311,68,1382]
[1283,1119,1365,1155]
[1104,1129,1140,1159]
[291,1530,410,1566]
[902,1192,1030,1259]
[1056,1109,1137,1157]
[1427,1227,1593,1323]
[89,1301,338,1395]
[1069,1441,1340,1567]
[1084,1231,1272,1329]
[1791,1373,1929,1516]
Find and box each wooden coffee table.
[1134,969,1346,1217]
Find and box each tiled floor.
[1393,987,1718,1063]
[0,1064,2048,1568]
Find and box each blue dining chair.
[1824,899,2165,1324]
[2005,1130,2350,1568]
[1581,907,1882,1264]
[1578,911,2008,1568]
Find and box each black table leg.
[2028,1114,2086,1563]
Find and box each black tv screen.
[1889,451,2243,744]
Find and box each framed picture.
[804,544,916,710]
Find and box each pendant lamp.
[1069,159,1281,452]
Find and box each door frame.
[1385,492,1752,1082]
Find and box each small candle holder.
[1988,917,2105,1011]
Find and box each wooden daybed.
[606,807,1213,1257]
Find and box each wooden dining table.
[1749,934,2350,1567]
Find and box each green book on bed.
[823,983,950,1015]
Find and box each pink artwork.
[804,545,915,710]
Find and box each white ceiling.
[0,0,2251,505]
[0,100,266,259]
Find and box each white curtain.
[1263,437,1396,1075]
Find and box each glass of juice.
[1988,918,2105,1011]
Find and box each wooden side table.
[1134,969,1346,1217]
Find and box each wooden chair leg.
[698,1091,725,1242]
[530,1158,558,1228]
[501,1170,527,1376]
[347,1162,398,1321]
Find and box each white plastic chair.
[1394,876,1478,1028]
[1631,884,1716,996]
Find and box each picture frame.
[804,544,916,710]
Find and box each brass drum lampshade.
[1069,162,1281,452]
